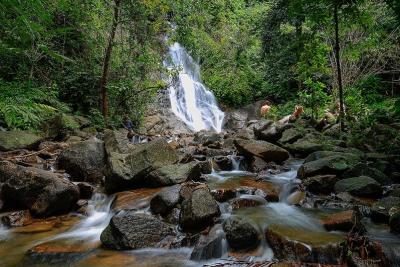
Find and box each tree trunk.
[334,3,345,131]
[100,0,121,120]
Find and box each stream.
[1,42,400,266]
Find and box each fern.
[0,79,69,129]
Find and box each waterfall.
[166,42,225,133]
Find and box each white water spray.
[166,43,225,132]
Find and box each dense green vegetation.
[0,0,399,137]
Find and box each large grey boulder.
[303,175,338,194]
[105,138,178,193]
[179,187,220,232]
[334,176,382,198]
[150,185,181,215]
[0,131,43,151]
[57,139,106,183]
[298,154,359,179]
[0,161,79,217]
[223,216,260,250]
[100,212,174,250]
[146,162,201,187]
[234,139,289,164]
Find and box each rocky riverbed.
[0,111,400,267]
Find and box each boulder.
[0,210,33,227]
[100,212,174,250]
[371,197,400,223]
[57,139,106,183]
[179,187,220,232]
[298,154,359,180]
[234,139,289,164]
[0,131,43,151]
[265,224,344,264]
[76,182,95,199]
[193,131,223,146]
[223,216,260,250]
[322,210,365,233]
[146,162,201,187]
[342,163,390,185]
[304,151,361,164]
[334,176,382,198]
[190,225,225,260]
[303,175,338,194]
[103,129,135,154]
[0,161,79,217]
[389,212,400,234]
[150,185,181,215]
[105,138,178,193]
[278,127,305,144]
[284,135,325,156]
[213,156,232,171]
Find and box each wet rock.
[150,185,181,215]
[100,212,174,250]
[0,130,43,151]
[103,129,135,154]
[303,175,338,194]
[234,139,289,164]
[111,188,162,212]
[0,161,79,217]
[389,212,400,234]
[105,138,178,193]
[298,154,360,179]
[265,224,344,264]
[322,210,365,232]
[211,189,237,202]
[213,156,232,171]
[24,241,97,265]
[304,151,361,164]
[76,182,95,199]
[229,196,266,210]
[165,208,180,225]
[57,139,106,183]
[146,162,201,187]
[253,120,291,143]
[223,216,260,250]
[278,127,305,144]
[343,163,390,185]
[284,134,326,156]
[194,131,223,146]
[179,187,220,232]
[250,156,274,172]
[0,210,33,227]
[190,225,225,260]
[334,176,382,198]
[286,191,306,205]
[371,196,400,223]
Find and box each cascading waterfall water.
[38,193,114,244]
[166,43,225,133]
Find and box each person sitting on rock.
[279,105,304,124]
[260,102,271,117]
[122,115,134,141]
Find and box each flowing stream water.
[166,42,225,133]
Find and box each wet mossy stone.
[234,139,289,164]
[223,216,260,251]
[334,176,382,198]
[390,212,400,234]
[265,224,344,264]
[371,197,400,223]
[0,131,43,151]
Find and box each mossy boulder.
[105,138,178,193]
[146,162,202,187]
[278,127,306,144]
[298,154,360,179]
[234,139,289,164]
[0,131,43,151]
[223,216,260,250]
[265,224,344,264]
[334,176,382,198]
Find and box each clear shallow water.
[166,42,224,132]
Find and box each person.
[260,101,272,117]
[122,115,134,141]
